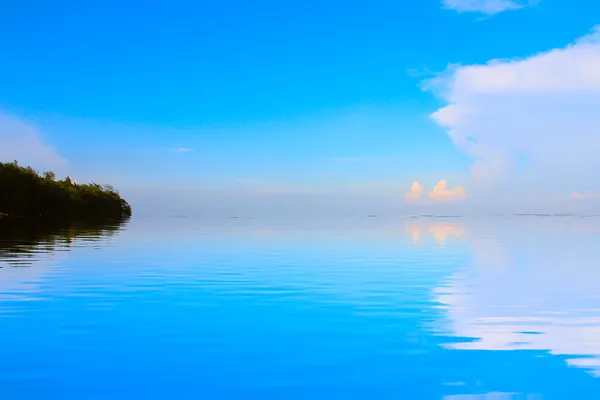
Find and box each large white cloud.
[443,0,535,15]
[0,112,68,173]
[426,27,600,201]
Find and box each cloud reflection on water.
[405,220,466,245]
[434,216,600,377]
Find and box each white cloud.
[0,112,68,173]
[426,26,600,202]
[137,146,194,153]
[442,0,534,15]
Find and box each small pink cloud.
[428,180,468,203]
[572,192,600,200]
[404,181,424,202]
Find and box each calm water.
[1,215,600,399]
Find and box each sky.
[1,0,600,215]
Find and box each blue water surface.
[1,215,600,399]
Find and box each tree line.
[0,161,132,220]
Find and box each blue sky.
[2,0,600,213]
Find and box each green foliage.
[43,171,56,181]
[0,161,132,220]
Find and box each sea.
[1,214,600,399]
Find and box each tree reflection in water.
[0,217,130,267]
